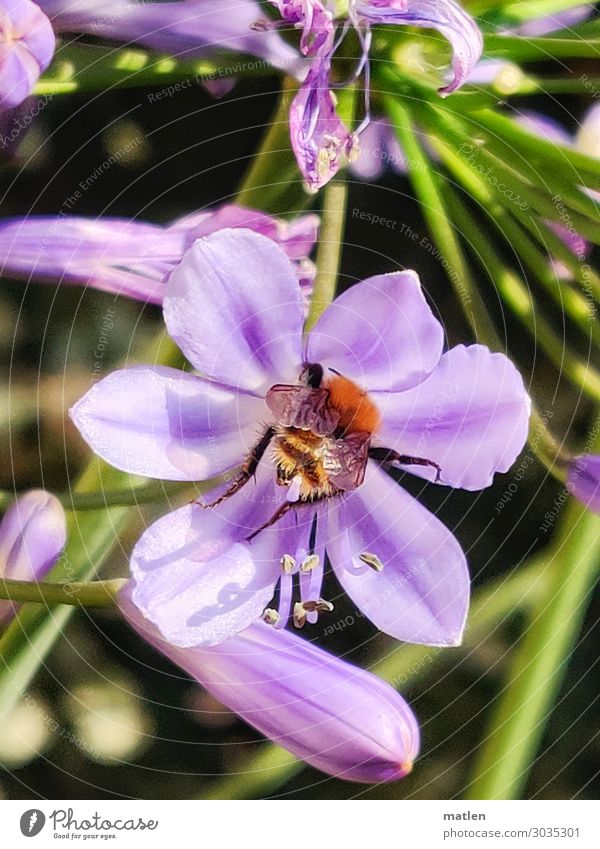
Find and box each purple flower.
[514,4,593,37]
[1,1,304,115]
[286,0,482,188]
[567,454,600,514]
[40,0,303,73]
[269,0,335,57]
[349,119,408,181]
[350,0,483,95]
[0,0,55,110]
[290,50,358,192]
[0,490,66,624]
[121,591,419,783]
[0,205,319,305]
[71,228,530,649]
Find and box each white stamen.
[300,554,320,573]
[293,602,308,629]
[262,608,281,626]
[280,554,297,574]
[294,598,334,627]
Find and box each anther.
[293,598,334,628]
[300,554,320,573]
[359,551,384,572]
[303,598,334,614]
[262,608,281,626]
[280,554,296,574]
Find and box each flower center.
[266,368,380,503]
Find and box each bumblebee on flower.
[71,228,530,651]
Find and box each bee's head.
[300,362,324,388]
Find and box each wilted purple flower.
[284,0,482,189]
[350,0,483,94]
[0,205,319,304]
[290,50,358,192]
[122,592,419,782]
[269,0,335,57]
[566,454,600,514]
[0,0,55,110]
[0,490,66,624]
[71,228,530,649]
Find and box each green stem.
[236,78,306,215]
[0,480,205,513]
[427,136,600,347]
[385,97,501,347]
[0,578,126,609]
[484,33,600,61]
[523,76,600,95]
[34,44,273,96]
[443,186,600,404]
[466,492,600,800]
[304,178,349,331]
[473,107,600,191]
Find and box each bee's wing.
[327,432,370,491]
[265,385,339,435]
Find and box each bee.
[201,362,441,538]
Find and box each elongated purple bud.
[121,589,419,783]
[0,206,319,304]
[0,490,66,624]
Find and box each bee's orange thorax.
[326,375,380,435]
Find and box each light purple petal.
[289,51,357,191]
[567,454,600,513]
[373,344,531,490]
[0,490,66,624]
[40,0,305,77]
[0,0,55,110]
[129,507,277,648]
[306,270,444,393]
[326,462,469,646]
[122,600,419,783]
[201,77,236,98]
[516,110,571,147]
[128,451,320,646]
[351,0,483,93]
[69,365,265,481]
[466,58,519,86]
[269,0,335,56]
[516,4,593,36]
[351,119,408,179]
[163,229,305,392]
[0,216,178,303]
[171,205,320,260]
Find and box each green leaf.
[466,493,600,800]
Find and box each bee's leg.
[368,447,442,483]
[199,426,276,508]
[246,501,296,541]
